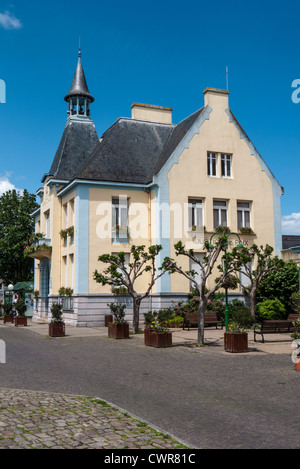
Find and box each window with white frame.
[45,211,50,239]
[221,154,232,178]
[207,152,217,177]
[188,198,204,229]
[112,196,129,242]
[237,202,251,230]
[213,200,227,228]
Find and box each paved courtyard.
[0,319,299,449]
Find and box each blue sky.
[0,0,300,233]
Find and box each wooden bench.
[183,312,223,330]
[254,320,293,343]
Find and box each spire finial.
[78,36,81,57]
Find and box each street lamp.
[209,229,243,332]
[7,284,14,311]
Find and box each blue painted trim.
[154,106,212,293]
[75,185,89,294]
[57,179,153,198]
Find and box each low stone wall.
[32,292,246,327]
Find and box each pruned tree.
[226,244,284,317]
[93,245,167,333]
[162,238,237,345]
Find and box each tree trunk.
[197,298,206,345]
[249,289,256,317]
[132,297,140,334]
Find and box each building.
[31,50,284,326]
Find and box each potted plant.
[49,303,65,337]
[224,322,248,353]
[107,302,129,339]
[3,303,13,323]
[143,310,157,345]
[144,313,172,348]
[15,299,28,326]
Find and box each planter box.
[147,331,172,348]
[295,358,300,371]
[105,315,113,327]
[15,316,27,327]
[49,322,65,337]
[108,323,129,339]
[144,328,153,346]
[224,332,248,353]
[3,315,14,324]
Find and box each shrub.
[206,298,225,322]
[144,310,158,327]
[108,302,127,324]
[157,308,176,325]
[3,303,12,315]
[256,299,285,320]
[50,303,64,323]
[229,303,254,328]
[15,298,27,317]
[290,292,300,314]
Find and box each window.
[221,154,231,178]
[62,256,67,287]
[112,196,129,243]
[237,202,251,230]
[207,152,217,177]
[213,200,227,228]
[188,199,204,228]
[45,211,50,239]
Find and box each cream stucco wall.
[88,187,154,294]
[166,88,280,293]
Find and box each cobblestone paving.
[0,388,188,449]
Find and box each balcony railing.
[112,229,129,244]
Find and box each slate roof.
[74,118,175,184]
[48,119,100,181]
[73,108,205,185]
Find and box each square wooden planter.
[15,316,27,327]
[3,315,14,324]
[224,332,248,353]
[144,328,153,346]
[145,330,172,348]
[49,322,65,337]
[105,315,113,327]
[108,323,129,339]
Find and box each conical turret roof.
[64,49,95,103]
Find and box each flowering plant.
[112,286,128,295]
[228,322,246,334]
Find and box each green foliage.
[15,298,27,316]
[144,310,158,327]
[50,303,64,323]
[290,292,300,313]
[228,299,254,328]
[256,299,286,320]
[157,308,176,324]
[256,260,298,314]
[58,287,73,297]
[3,303,12,315]
[108,302,127,325]
[206,297,225,322]
[0,189,38,284]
